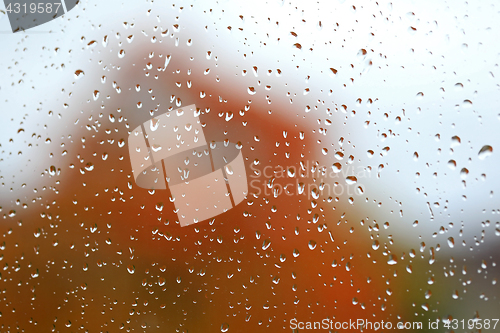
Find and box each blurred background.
[0,0,499,332]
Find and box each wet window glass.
[1,0,499,332]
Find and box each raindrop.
[127,265,135,274]
[447,237,455,248]
[308,240,317,250]
[332,163,342,173]
[221,323,229,332]
[387,255,397,265]
[478,145,493,160]
[74,70,85,79]
[451,135,461,146]
[262,239,271,250]
[247,87,256,95]
[345,176,357,184]
[460,168,469,178]
[150,118,160,131]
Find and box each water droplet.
[332,163,342,173]
[127,265,135,274]
[158,277,166,286]
[345,176,357,184]
[447,237,455,248]
[478,145,493,160]
[447,160,456,170]
[387,255,397,265]
[262,239,271,250]
[451,135,461,146]
[221,323,229,332]
[460,168,469,178]
[308,240,317,250]
[118,49,126,58]
[247,87,256,95]
[150,118,160,131]
[74,70,85,79]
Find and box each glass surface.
[0,1,499,332]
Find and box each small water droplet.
[387,255,397,265]
[451,135,461,146]
[478,145,493,160]
[74,70,85,79]
[345,176,357,184]
[158,277,166,286]
[447,159,456,170]
[127,265,135,274]
[308,240,317,250]
[221,323,229,332]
